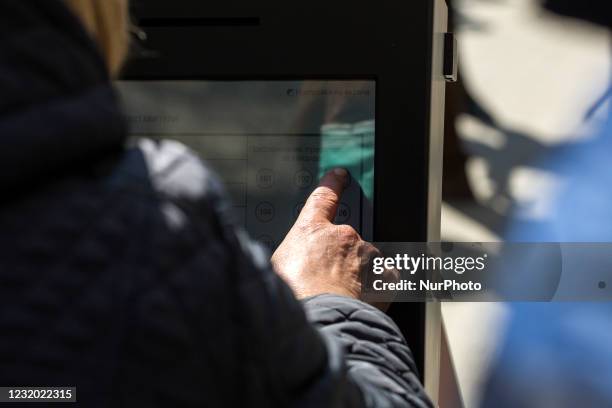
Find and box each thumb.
[298,168,349,224]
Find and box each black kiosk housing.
[121,0,449,401]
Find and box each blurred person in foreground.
[0,1,430,407]
[481,1,612,407]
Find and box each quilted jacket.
[0,1,431,407]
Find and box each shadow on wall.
[450,89,609,237]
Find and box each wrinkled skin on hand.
[272,169,396,310]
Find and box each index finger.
[298,168,349,224]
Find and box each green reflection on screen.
[319,120,374,201]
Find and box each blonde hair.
[63,0,129,76]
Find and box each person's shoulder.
[134,138,226,204]
[109,137,242,238]
[105,138,230,214]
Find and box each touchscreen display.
[117,81,375,249]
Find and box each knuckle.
[360,242,380,262]
[360,242,381,258]
[387,268,400,281]
[361,241,379,253]
[308,191,336,208]
[335,224,359,242]
[309,189,330,200]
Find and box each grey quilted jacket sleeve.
[302,295,433,408]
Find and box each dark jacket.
[0,1,431,407]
